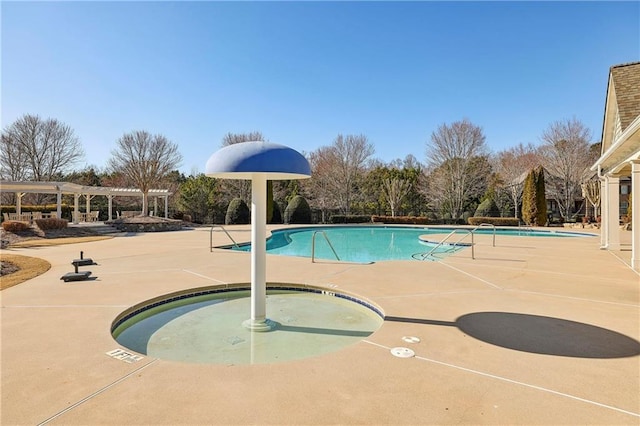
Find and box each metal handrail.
[311,231,340,263]
[413,229,474,261]
[412,223,496,261]
[210,225,240,252]
[477,223,496,247]
[517,222,533,235]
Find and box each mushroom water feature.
[205,141,311,331]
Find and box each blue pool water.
[229,226,593,263]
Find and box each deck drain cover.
[391,347,415,358]
[402,336,421,343]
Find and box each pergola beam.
[0,181,172,219]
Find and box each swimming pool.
[228,225,594,263]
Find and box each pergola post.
[16,192,24,215]
[164,196,168,219]
[56,189,62,218]
[85,194,93,214]
[73,193,80,224]
[108,195,113,221]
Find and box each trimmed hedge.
[2,221,30,232]
[330,215,372,224]
[372,215,434,225]
[474,199,500,217]
[468,217,519,226]
[225,198,250,225]
[35,218,68,230]
[284,196,311,224]
[270,202,283,224]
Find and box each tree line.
[1,113,599,224]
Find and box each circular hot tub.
[111,284,384,364]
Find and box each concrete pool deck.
[1,225,638,425]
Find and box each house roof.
[610,61,640,133]
[593,62,640,174]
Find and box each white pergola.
[0,181,172,223]
[591,62,640,271]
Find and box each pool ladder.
[311,230,340,263]
[412,223,496,261]
[209,225,240,252]
[517,222,534,235]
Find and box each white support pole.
[243,174,272,331]
[85,194,91,214]
[73,194,80,224]
[164,196,168,219]
[604,175,620,250]
[631,161,639,271]
[600,178,607,248]
[16,192,24,215]
[108,195,113,221]
[56,190,62,219]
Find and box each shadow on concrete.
[385,312,640,359]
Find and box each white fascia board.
[591,115,640,172]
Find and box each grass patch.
[9,235,112,248]
[1,254,51,290]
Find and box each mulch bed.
[1,226,103,249]
[1,260,19,276]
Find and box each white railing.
[476,223,496,246]
[412,223,496,261]
[311,230,340,263]
[210,225,240,252]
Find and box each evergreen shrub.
[534,166,547,225]
[474,199,500,217]
[467,217,519,226]
[371,215,433,225]
[521,169,539,225]
[330,215,371,224]
[270,202,283,224]
[225,198,250,225]
[284,196,311,224]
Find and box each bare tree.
[539,118,597,220]
[1,114,84,181]
[581,179,601,219]
[222,131,264,147]
[108,130,182,216]
[494,143,540,218]
[306,146,338,222]
[309,134,374,215]
[219,132,266,204]
[425,119,490,219]
[382,177,412,217]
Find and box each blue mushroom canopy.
[205,141,311,180]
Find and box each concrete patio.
[1,225,638,425]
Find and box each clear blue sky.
[2,1,639,175]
